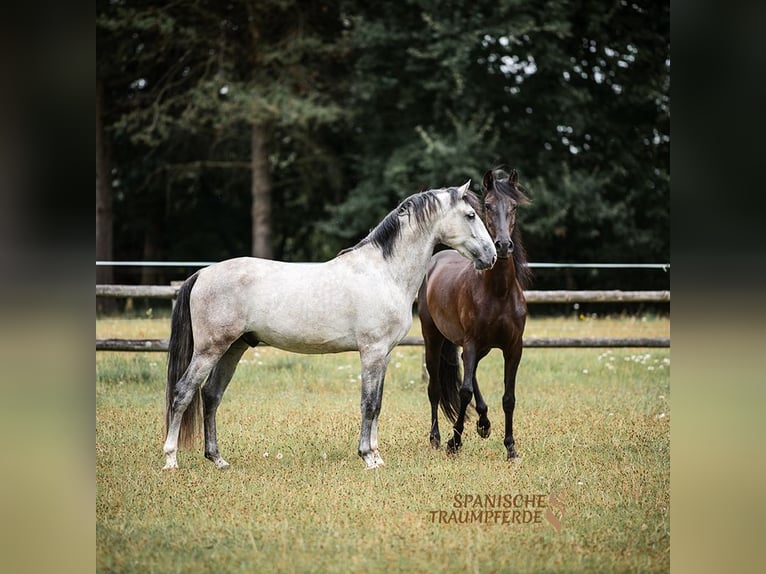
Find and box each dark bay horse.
[418,168,531,459]
[163,182,496,470]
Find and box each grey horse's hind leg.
[163,350,221,469]
[358,348,391,469]
[202,338,250,469]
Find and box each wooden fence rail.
[96,284,670,304]
[96,284,669,351]
[96,336,669,352]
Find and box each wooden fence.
[96,285,669,350]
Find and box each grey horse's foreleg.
[358,348,391,468]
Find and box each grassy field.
[96,314,669,573]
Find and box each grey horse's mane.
[338,186,474,259]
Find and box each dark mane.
[338,187,464,259]
[486,169,532,289]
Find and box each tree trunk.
[140,219,162,286]
[251,122,273,259]
[96,79,116,312]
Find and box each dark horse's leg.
[472,352,492,439]
[502,343,523,460]
[447,345,479,454]
[419,281,447,449]
[201,338,250,469]
[424,332,446,449]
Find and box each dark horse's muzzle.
[495,238,515,259]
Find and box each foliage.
[97,0,350,262]
[97,0,669,287]
[334,0,669,274]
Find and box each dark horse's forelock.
[486,170,532,289]
[340,187,464,259]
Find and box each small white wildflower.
[658,413,666,419]
[276,452,283,460]
[582,369,589,374]
[263,451,269,458]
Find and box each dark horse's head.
[481,168,532,284]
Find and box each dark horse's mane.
[487,169,533,289]
[338,186,473,259]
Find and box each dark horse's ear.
[482,170,494,191]
[509,168,519,184]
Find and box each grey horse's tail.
[437,340,466,424]
[166,272,201,448]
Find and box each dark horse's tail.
[165,272,201,448]
[437,340,471,424]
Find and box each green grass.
[96,316,669,573]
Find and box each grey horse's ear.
[509,168,518,184]
[458,180,471,196]
[482,170,494,191]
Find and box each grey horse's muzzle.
[473,247,497,270]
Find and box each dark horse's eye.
[466,211,476,219]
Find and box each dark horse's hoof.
[476,419,491,439]
[506,446,520,461]
[429,436,441,449]
[446,438,462,455]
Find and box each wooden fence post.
[170,281,183,313]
